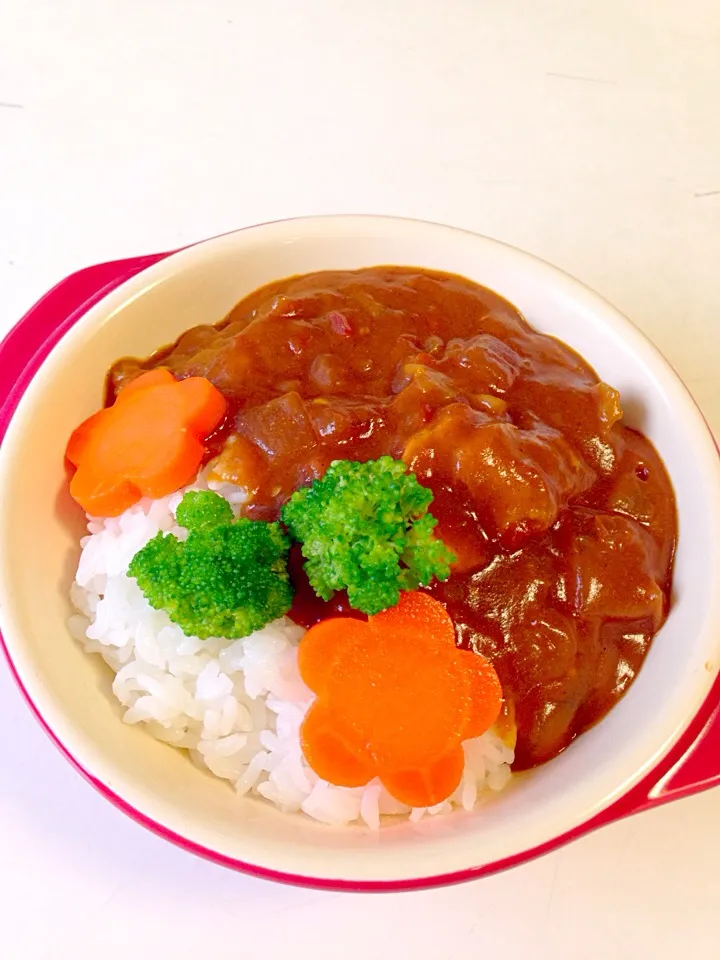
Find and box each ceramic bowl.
[2,216,720,889]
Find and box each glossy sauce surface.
[109,267,677,768]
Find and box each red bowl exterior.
[1,249,719,891]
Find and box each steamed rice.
[69,479,514,827]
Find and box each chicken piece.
[438,333,522,394]
[404,404,595,547]
[561,510,666,626]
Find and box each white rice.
[69,480,514,827]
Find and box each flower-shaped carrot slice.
[66,368,227,517]
[298,592,503,808]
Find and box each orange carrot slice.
[379,746,466,808]
[298,592,504,808]
[116,367,175,398]
[333,627,466,770]
[66,369,227,516]
[65,409,107,466]
[297,617,367,697]
[300,701,376,788]
[465,654,504,739]
[371,589,456,645]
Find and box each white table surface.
[1,1,719,957]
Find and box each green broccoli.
[128,490,293,639]
[281,457,455,615]
[176,489,233,531]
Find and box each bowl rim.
[2,214,720,890]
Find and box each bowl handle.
[651,705,720,800]
[596,672,720,826]
[0,252,174,440]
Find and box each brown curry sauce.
[108,267,677,770]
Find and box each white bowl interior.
[2,216,720,884]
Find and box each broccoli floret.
[281,457,455,615]
[128,490,293,639]
[176,489,233,531]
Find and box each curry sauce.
[109,267,677,769]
